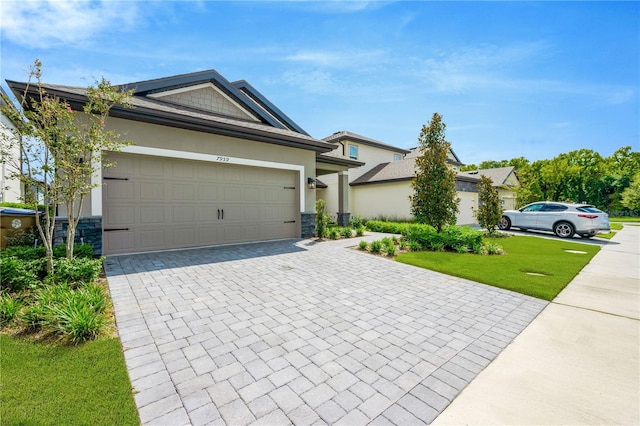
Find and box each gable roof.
[323,130,410,154]
[460,166,519,186]
[350,157,479,186]
[232,80,310,136]
[405,147,464,166]
[120,69,308,133]
[6,70,335,153]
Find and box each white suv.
[498,202,610,239]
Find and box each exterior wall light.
[307,177,316,189]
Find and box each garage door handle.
[217,209,220,220]
[104,228,130,232]
[103,177,129,181]
[221,209,224,220]
[284,220,296,224]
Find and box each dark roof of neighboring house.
[323,130,411,154]
[6,74,335,154]
[459,166,518,186]
[315,178,328,189]
[405,147,464,166]
[350,157,479,186]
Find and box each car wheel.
[554,221,575,238]
[498,216,511,230]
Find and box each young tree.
[315,198,330,240]
[0,59,133,269]
[409,112,459,232]
[475,175,503,235]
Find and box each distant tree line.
[461,146,640,213]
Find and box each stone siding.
[54,216,102,256]
[301,213,316,238]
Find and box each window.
[349,145,358,160]
[541,204,568,212]
[394,154,402,161]
[522,203,544,212]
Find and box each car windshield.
[576,206,603,213]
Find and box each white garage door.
[102,153,299,255]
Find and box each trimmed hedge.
[366,220,483,253]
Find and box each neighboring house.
[318,131,519,225]
[459,167,520,210]
[7,70,358,255]
[0,87,23,203]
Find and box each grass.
[610,216,640,222]
[396,236,599,301]
[0,335,139,426]
[597,223,623,239]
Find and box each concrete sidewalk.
[432,225,640,425]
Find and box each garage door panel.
[139,158,166,177]
[103,152,299,254]
[198,184,218,201]
[172,183,195,201]
[140,206,165,224]
[172,162,196,179]
[223,186,243,202]
[105,206,135,226]
[173,206,195,222]
[104,230,135,251]
[140,182,166,201]
[140,229,166,249]
[104,181,135,200]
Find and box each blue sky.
[1,1,638,164]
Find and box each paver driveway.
[105,235,547,425]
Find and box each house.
[318,131,519,224]
[0,87,23,203]
[459,167,519,210]
[7,70,360,255]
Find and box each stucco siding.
[352,181,413,220]
[351,180,479,225]
[84,117,318,217]
[0,113,22,203]
[338,142,404,181]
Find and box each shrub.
[409,240,422,251]
[0,256,41,292]
[370,240,382,253]
[358,240,368,250]
[355,227,365,237]
[328,227,340,240]
[315,199,330,239]
[486,242,505,255]
[386,245,397,256]
[47,257,103,286]
[350,215,364,229]
[365,220,411,234]
[1,245,46,261]
[340,227,353,238]
[47,299,107,344]
[381,237,394,248]
[5,229,38,247]
[0,295,23,326]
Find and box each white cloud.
[284,48,390,68]
[0,0,139,49]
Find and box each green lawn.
[610,216,640,222]
[0,335,139,426]
[396,236,599,301]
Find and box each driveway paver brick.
[105,235,546,425]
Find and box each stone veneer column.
[54,216,103,255]
[301,213,317,238]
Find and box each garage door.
[102,153,299,255]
